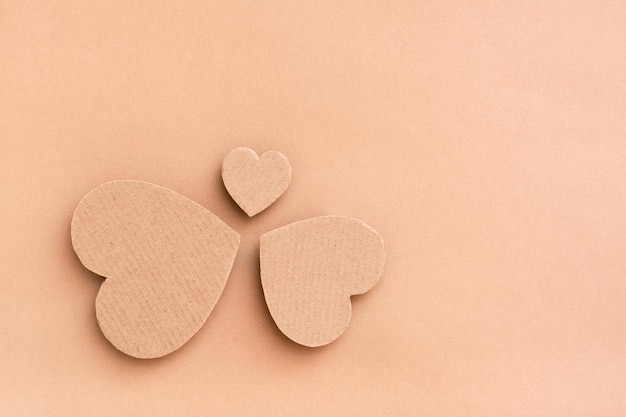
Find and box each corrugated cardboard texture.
[260,216,385,347]
[71,181,240,358]
[222,147,291,217]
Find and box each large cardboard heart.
[222,147,291,217]
[260,216,385,347]
[71,180,240,358]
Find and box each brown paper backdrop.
[1,1,625,415]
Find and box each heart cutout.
[222,147,291,217]
[260,216,385,347]
[71,181,240,358]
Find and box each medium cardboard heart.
[71,180,240,358]
[260,216,385,347]
[222,147,291,217]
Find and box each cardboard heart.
[71,180,240,358]
[222,147,291,217]
[260,216,385,347]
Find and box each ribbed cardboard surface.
[260,216,385,347]
[71,180,240,358]
[222,147,291,217]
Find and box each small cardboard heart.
[222,147,291,217]
[260,216,385,347]
[71,180,240,358]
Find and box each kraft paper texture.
[222,147,291,217]
[260,216,385,347]
[71,180,240,359]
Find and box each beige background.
[1,1,625,415]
